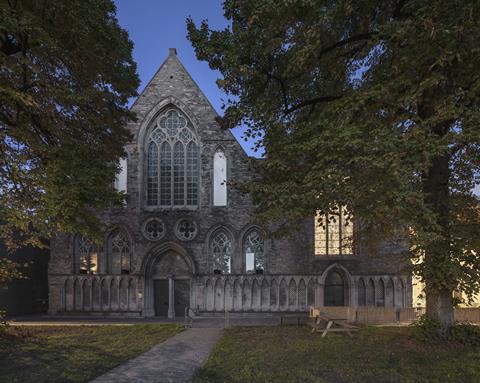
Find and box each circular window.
[175,219,198,241]
[143,218,166,241]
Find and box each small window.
[107,229,131,274]
[114,157,128,193]
[76,236,99,274]
[211,229,232,273]
[213,149,227,206]
[315,206,353,256]
[243,229,265,273]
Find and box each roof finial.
[169,48,177,55]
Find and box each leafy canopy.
[0,0,139,248]
[188,0,480,313]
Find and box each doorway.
[154,280,169,316]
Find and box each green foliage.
[187,0,480,328]
[449,323,480,346]
[0,257,23,283]
[411,315,444,342]
[412,315,480,345]
[0,0,139,248]
[0,310,8,335]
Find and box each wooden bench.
[308,308,358,338]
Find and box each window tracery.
[146,109,199,207]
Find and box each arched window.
[75,236,99,274]
[243,229,265,273]
[315,206,353,255]
[324,270,345,306]
[213,149,227,206]
[108,228,132,274]
[146,109,199,207]
[211,229,232,274]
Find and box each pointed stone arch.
[357,278,367,307]
[395,278,405,308]
[298,279,307,310]
[386,278,395,307]
[307,278,316,307]
[92,278,101,311]
[261,279,269,311]
[233,278,242,311]
[279,279,287,309]
[205,279,214,311]
[214,278,224,311]
[242,279,251,309]
[252,279,261,311]
[366,278,375,306]
[320,263,354,306]
[270,279,278,308]
[376,279,385,307]
[101,278,109,311]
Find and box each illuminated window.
[76,236,99,274]
[315,206,353,255]
[146,109,199,207]
[213,149,227,206]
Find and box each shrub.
[0,310,8,336]
[411,315,480,345]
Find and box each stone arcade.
[47,49,412,318]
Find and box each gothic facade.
[47,49,412,317]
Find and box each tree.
[187,0,480,335]
[0,0,139,248]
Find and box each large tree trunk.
[425,284,454,331]
[422,147,454,335]
[418,91,455,336]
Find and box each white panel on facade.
[246,252,255,272]
[114,157,128,193]
[213,150,227,206]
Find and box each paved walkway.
[90,327,222,383]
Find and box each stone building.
[47,49,412,317]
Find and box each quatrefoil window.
[175,219,198,241]
[143,218,166,241]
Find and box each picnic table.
[308,308,358,338]
[279,314,307,326]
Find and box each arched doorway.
[143,244,194,318]
[324,270,346,306]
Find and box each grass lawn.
[192,326,480,383]
[0,324,183,383]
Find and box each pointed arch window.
[213,149,227,206]
[244,228,265,273]
[108,228,132,274]
[75,236,99,274]
[146,109,199,207]
[211,229,232,274]
[315,206,353,256]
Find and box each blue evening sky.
[114,0,259,157]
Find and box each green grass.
[0,324,183,383]
[192,326,480,383]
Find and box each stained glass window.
[314,206,353,255]
[146,109,199,207]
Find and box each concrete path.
[90,327,222,383]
